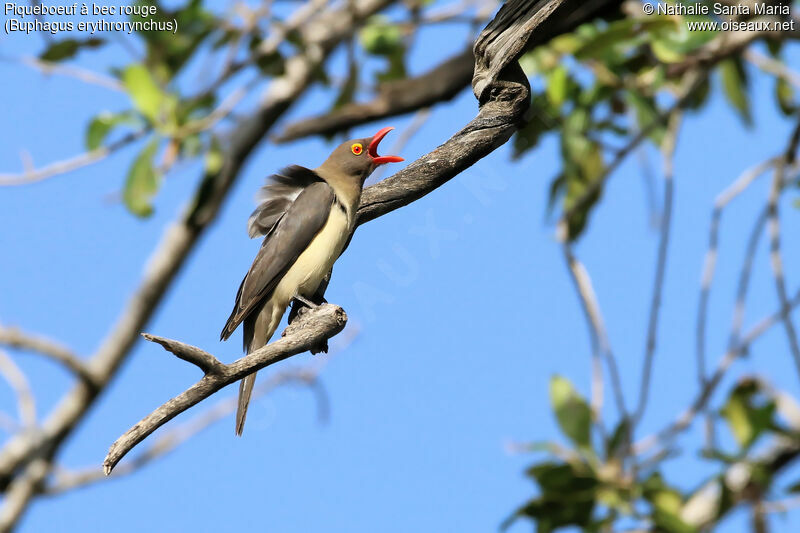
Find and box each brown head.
[316,126,404,186]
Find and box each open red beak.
[368,127,404,165]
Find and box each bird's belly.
[272,206,351,305]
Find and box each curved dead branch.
[103,304,347,474]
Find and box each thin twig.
[729,208,769,349]
[634,111,681,425]
[766,116,800,382]
[0,326,94,385]
[699,157,779,375]
[562,245,627,421]
[636,289,800,454]
[744,48,800,90]
[767,168,800,380]
[0,130,147,186]
[8,56,125,92]
[0,350,36,431]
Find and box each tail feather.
[235,373,256,436]
[235,301,280,436]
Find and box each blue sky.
[2,2,800,532]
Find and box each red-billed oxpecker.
[221,127,404,435]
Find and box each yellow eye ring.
[351,143,363,155]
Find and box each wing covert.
[221,181,334,340]
[247,166,324,238]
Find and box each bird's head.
[321,126,404,184]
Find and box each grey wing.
[247,165,324,238]
[220,181,334,340]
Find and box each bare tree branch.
[636,288,800,455]
[744,48,800,90]
[140,333,226,375]
[46,366,326,495]
[0,130,146,187]
[634,110,681,424]
[5,56,124,92]
[274,47,476,143]
[766,116,800,381]
[0,326,94,385]
[0,459,49,533]
[562,245,627,422]
[103,304,347,474]
[0,351,36,431]
[48,326,358,495]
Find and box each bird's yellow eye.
[351,143,363,155]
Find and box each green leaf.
[776,77,796,116]
[558,110,607,240]
[204,137,224,175]
[626,91,666,146]
[506,462,597,532]
[605,418,630,459]
[85,111,139,150]
[573,18,639,64]
[180,134,203,158]
[648,15,717,59]
[684,76,711,111]
[519,47,560,76]
[642,473,698,533]
[359,16,403,56]
[546,66,569,110]
[719,58,752,126]
[651,39,685,63]
[720,379,776,450]
[122,64,166,124]
[377,48,407,82]
[766,39,783,58]
[136,0,215,78]
[40,38,104,62]
[787,479,800,493]
[123,139,161,217]
[334,58,359,109]
[248,36,285,76]
[513,92,561,158]
[550,375,592,449]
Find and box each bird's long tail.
[236,302,279,436]
[236,374,256,436]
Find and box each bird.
[220,126,404,435]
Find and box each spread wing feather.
[220,179,334,340]
[247,165,324,238]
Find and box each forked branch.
[103,304,347,474]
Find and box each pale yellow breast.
[272,205,352,307]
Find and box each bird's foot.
[293,294,319,311]
[294,294,319,315]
